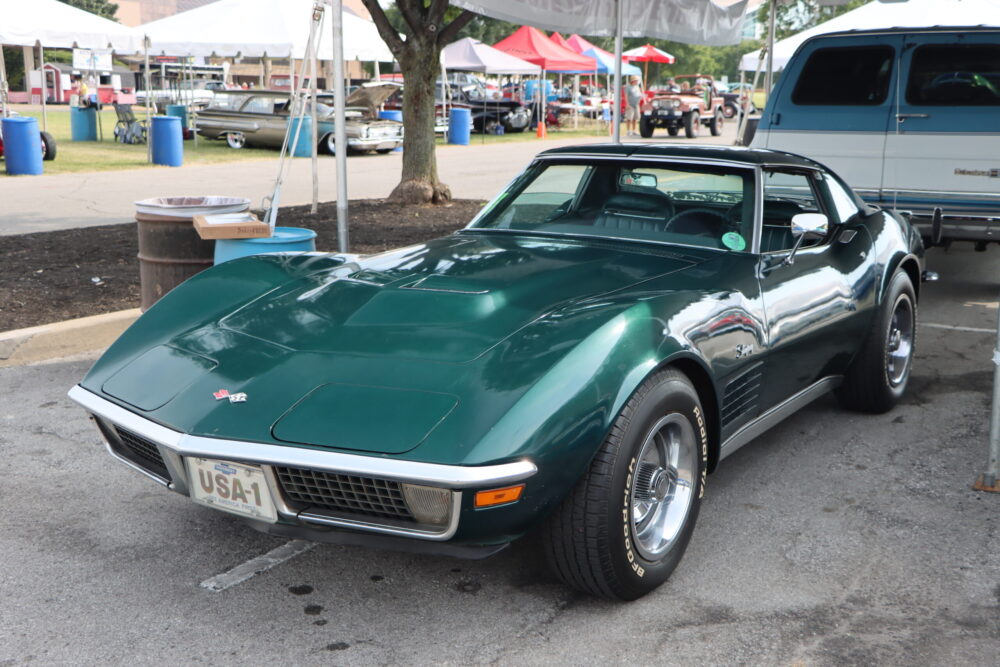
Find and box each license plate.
[186,458,278,523]
[643,111,652,116]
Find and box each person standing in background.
[624,75,643,137]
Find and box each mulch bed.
[0,199,485,332]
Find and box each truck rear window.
[792,46,894,106]
[906,44,1000,106]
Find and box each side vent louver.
[721,363,763,427]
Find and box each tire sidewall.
[606,375,707,599]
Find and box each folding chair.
[113,103,147,144]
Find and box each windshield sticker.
[722,232,746,251]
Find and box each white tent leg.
[611,0,623,144]
[311,24,320,216]
[764,0,776,102]
[144,39,152,162]
[0,44,10,118]
[38,43,48,133]
[331,0,348,252]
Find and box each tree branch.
[393,0,425,35]
[437,10,476,46]
[359,0,406,57]
[427,0,449,28]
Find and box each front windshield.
[470,160,756,252]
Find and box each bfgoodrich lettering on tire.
[542,368,707,600]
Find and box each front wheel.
[836,270,916,413]
[666,125,680,137]
[684,111,700,138]
[543,368,707,600]
[639,116,654,138]
[723,102,739,119]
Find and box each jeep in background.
[640,74,726,139]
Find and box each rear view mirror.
[791,213,829,239]
[620,171,658,189]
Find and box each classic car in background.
[641,74,727,138]
[196,83,403,154]
[384,78,532,134]
[70,145,925,600]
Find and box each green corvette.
[70,145,926,600]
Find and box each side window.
[490,164,592,227]
[822,174,860,224]
[906,44,1000,106]
[240,97,275,114]
[761,171,823,253]
[792,46,894,106]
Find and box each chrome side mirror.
[783,213,829,265]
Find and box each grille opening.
[110,425,170,479]
[274,467,415,523]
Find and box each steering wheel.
[664,208,732,237]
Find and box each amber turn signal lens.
[474,484,524,508]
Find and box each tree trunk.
[390,38,450,205]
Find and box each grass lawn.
[11,108,275,175]
[4,106,609,176]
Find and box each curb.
[0,309,140,368]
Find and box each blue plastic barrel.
[2,117,43,175]
[70,106,98,141]
[214,226,317,264]
[165,104,188,130]
[377,110,403,151]
[447,107,471,145]
[151,115,183,167]
[288,116,313,157]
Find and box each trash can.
[70,106,99,141]
[151,115,183,167]
[448,107,471,146]
[134,196,250,310]
[214,226,317,264]
[165,104,189,130]
[2,117,43,175]
[378,110,403,151]
[289,116,313,157]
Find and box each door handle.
[896,113,930,121]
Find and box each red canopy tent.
[549,31,573,51]
[565,33,603,56]
[493,25,596,72]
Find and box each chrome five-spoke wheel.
[631,414,697,561]
[886,297,914,386]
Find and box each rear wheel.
[639,116,655,138]
[225,132,246,149]
[709,109,724,136]
[684,111,700,138]
[40,131,56,161]
[323,133,337,155]
[836,270,916,413]
[723,102,739,119]
[666,125,680,137]
[543,368,707,600]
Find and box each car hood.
[89,233,712,458]
[338,83,402,115]
[217,233,701,363]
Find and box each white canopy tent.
[0,0,142,51]
[140,0,392,61]
[442,38,541,75]
[740,0,1000,72]
[453,0,750,142]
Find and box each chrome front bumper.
[68,385,536,541]
[347,137,403,150]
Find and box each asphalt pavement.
[0,124,740,236]
[1,244,998,665]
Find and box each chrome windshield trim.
[459,228,730,256]
[69,385,538,489]
[532,152,764,171]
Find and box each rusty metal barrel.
[134,196,250,310]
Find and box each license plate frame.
[186,457,278,523]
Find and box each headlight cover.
[401,483,453,526]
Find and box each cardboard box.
[193,212,272,240]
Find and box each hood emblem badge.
[213,389,248,403]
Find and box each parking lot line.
[200,540,317,592]
[920,322,997,334]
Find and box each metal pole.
[38,44,48,133]
[331,0,348,252]
[611,0,624,144]
[764,0,776,102]
[144,38,152,162]
[975,300,1000,492]
[310,3,321,216]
